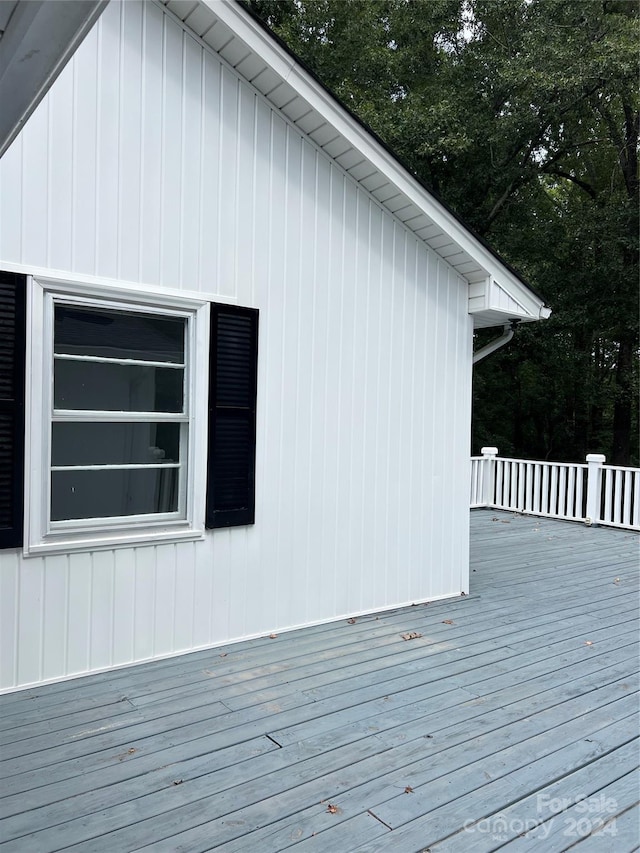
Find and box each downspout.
[472,320,520,364]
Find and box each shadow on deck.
[0,511,638,852]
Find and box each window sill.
[23,524,205,558]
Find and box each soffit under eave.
[0,0,108,159]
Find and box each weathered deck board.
[0,511,638,852]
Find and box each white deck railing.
[471,447,640,532]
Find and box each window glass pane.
[54,306,185,363]
[54,360,184,412]
[51,468,179,520]
[52,423,181,466]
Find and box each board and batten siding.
[0,0,473,691]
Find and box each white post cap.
[586,454,606,463]
[481,447,499,456]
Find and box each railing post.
[481,447,499,508]
[585,454,605,526]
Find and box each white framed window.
[25,277,210,556]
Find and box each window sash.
[46,293,193,528]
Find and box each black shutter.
[206,304,259,528]
[0,272,26,549]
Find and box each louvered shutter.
[206,304,258,528]
[0,272,26,549]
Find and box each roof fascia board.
[206,0,547,317]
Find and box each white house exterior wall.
[0,0,473,692]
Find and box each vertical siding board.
[305,153,331,616]
[47,66,73,271]
[430,256,445,591]
[153,544,177,655]
[346,191,370,611]
[0,134,23,261]
[411,245,429,600]
[384,221,400,602]
[47,556,70,678]
[95,3,121,278]
[372,214,393,604]
[335,177,358,616]
[395,233,414,603]
[133,546,156,661]
[292,142,316,623]
[324,167,346,614]
[210,531,231,642]
[261,111,287,624]
[356,199,375,607]
[233,84,256,300]
[192,538,214,646]
[457,277,472,592]
[443,266,458,588]
[117,0,144,282]
[21,97,49,268]
[198,50,222,293]
[179,32,204,289]
[402,241,418,602]
[217,68,240,292]
[0,552,19,688]
[90,551,114,671]
[159,13,184,287]
[17,562,44,686]
[138,0,164,285]
[112,548,136,665]
[174,541,196,650]
[227,536,249,639]
[72,24,99,274]
[67,552,92,675]
[273,127,301,623]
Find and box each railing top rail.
[601,464,640,474]
[493,457,588,470]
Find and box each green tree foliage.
[250,0,639,464]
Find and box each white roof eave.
[179,0,550,326]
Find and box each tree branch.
[542,168,598,199]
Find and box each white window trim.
[24,276,211,557]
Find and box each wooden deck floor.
[1,511,638,852]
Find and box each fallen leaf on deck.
[442,619,454,625]
[460,591,466,596]
[401,632,422,640]
[347,618,357,624]
[500,520,510,524]
[269,633,278,639]
[584,641,593,646]
[614,577,620,584]
[173,779,183,785]
[326,804,340,814]
[117,747,137,761]
[219,653,228,658]
[404,786,414,794]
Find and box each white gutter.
[472,322,518,364]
